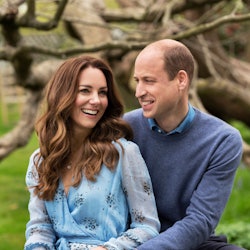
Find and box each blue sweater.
[124,108,243,250]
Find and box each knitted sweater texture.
[124,108,243,250]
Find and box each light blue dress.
[25,139,160,250]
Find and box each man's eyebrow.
[136,76,155,80]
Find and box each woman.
[24,55,160,250]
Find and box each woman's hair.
[33,55,133,200]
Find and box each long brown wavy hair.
[33,55,133,200]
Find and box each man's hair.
[163,43,195,83]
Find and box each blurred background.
[0,0,250,249]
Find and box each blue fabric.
[124,107,243,250]
[25,139,160,250]
[148,103,195,134]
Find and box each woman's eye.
[79,88,89,93]
[99,90,108,96]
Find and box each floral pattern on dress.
[106,193,117,208]
[74,193,86,207]
[24,139,160,250]
[82,217,99,231]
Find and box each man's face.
[134,50,180,123]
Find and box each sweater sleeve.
[24,149,56,250]
[103,140,160,250]
[137,130,243,250]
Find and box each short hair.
[163,43,195,82]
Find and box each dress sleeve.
[103,140,160,250]
[24,149,56,250]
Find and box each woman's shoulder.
[113,138,140,155]
[26,148,41,186]
[115,138,138,147]
[30,148,40,161]
[30,148,40,157]
[27,148,42,172]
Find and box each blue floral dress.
[25,139,160,250]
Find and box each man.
[124,39,244,250]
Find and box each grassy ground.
[219,163,250,223]
[0,103,38,250]
[0,133,38,250]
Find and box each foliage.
[230,120,250,144]
[215,164,250,249]
[218,164,250,223]
[216,222,250,249]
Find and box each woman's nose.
[89,92,100,104]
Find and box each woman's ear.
[177,70,188,90]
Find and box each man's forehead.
[135,51,165,70]
[138,46,162,58]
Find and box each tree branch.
[18,0,68,30]
[26,0,35,20]
[171,12,250,40]
[10,41,148,58]
[0,90,42,161]
[2,11,249,60]
[101,0,230,22]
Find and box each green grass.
[219,164,250,223]
[0,103,38,250]
[215,164,250,248]
[0,133,38,250]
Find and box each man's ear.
[177,70,188,90]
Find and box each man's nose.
[135,82,146,98]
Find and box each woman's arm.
[102,140,160,250]
[24,150,56,250]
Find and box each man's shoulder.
[124,108,143,121]
[194,108,242,139]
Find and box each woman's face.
[70,66,108,136]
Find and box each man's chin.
[142,110,153,118]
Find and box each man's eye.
[145,79,154,83]
[134,78,139,84]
